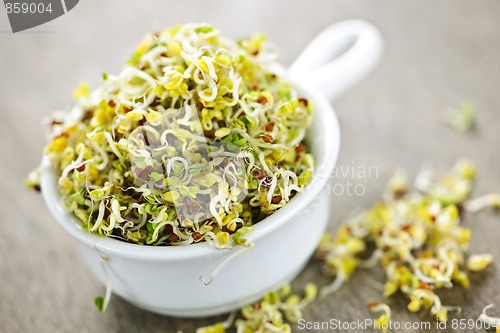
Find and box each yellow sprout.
[72,82,91,100]
[466,254,494,271]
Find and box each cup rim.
[40,80,340,261]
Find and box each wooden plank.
[1,0,500,332]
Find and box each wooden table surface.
[1,1,500,332]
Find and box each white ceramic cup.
[40,20,383,317]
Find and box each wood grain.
[1,1,500,332]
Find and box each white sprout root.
[99,256,113,313]
[479,304,500,329]
[199,243,255,286]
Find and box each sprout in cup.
[27,23,315,249]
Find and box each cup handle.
[288,20,383,101]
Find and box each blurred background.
[1,0,500,332]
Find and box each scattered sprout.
[368,301,392,333]
[479,304,500,332]
[72,81,91,101]
[465,193,500,213]
[25,167,41,192]
[447,101,475,133]
[317,229,364,298]
[94,296,104,312]
[383,168,407,201]
[196,312,236,333]
[93,256,113,313]
[466,254,494,272]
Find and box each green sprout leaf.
[94,296,105,312]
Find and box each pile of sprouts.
[317,159,497,328]
[28,23,315,248]
[196,283,317,333]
